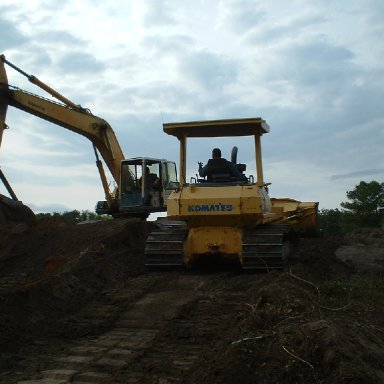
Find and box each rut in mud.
[0,218,383,383]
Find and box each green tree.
[318,208,344,235]
[61,209,81,224]
[340,181,384,228]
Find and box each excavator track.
[144,220,188,267]
[242,224,294,271]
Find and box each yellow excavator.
[145,118,318,271]
[0,55,178,220]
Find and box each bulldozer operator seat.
[206,158,232,182]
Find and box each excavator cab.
[96,158,178,218]
[119,158,178,216]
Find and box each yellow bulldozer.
[145,118,318,271]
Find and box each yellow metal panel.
[179,185,241,216]
[271,198,318,233]
[254,134,264,185]
[167,185,279,228]
[167,191,181,215]
[179,134,187,185]
[184,226,242,267]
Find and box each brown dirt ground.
[0,217,383,383]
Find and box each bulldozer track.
[8,272,250,384]
[242,224,293,271]
[144,221,187,267]
[144,220,294,272]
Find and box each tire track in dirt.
[14,272,251,384]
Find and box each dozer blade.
[242,225,294,271]
[145,220,187,267]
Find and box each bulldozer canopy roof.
[163,117,270,138]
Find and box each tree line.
[319,181,384,235]
[36,209,110,225]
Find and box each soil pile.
[0,195,35,225]
[0,217,383,383]
[188,235,384,384]
[0,218,152,355]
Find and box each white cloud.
[0,0,382,213]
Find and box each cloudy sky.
[0,0,383,214]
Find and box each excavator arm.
[0,55,125,209]
[0,55,177,220]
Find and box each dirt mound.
[335,228,384,273]
[0,194,35,225]
[0,221,383,383]
[185,234,384,384]
[0,218,154,357]
[187,271,384,383]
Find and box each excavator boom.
[0,55,128,209]
[0,55,178,219]
[0,56,125,186]
[6,87,124,182]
